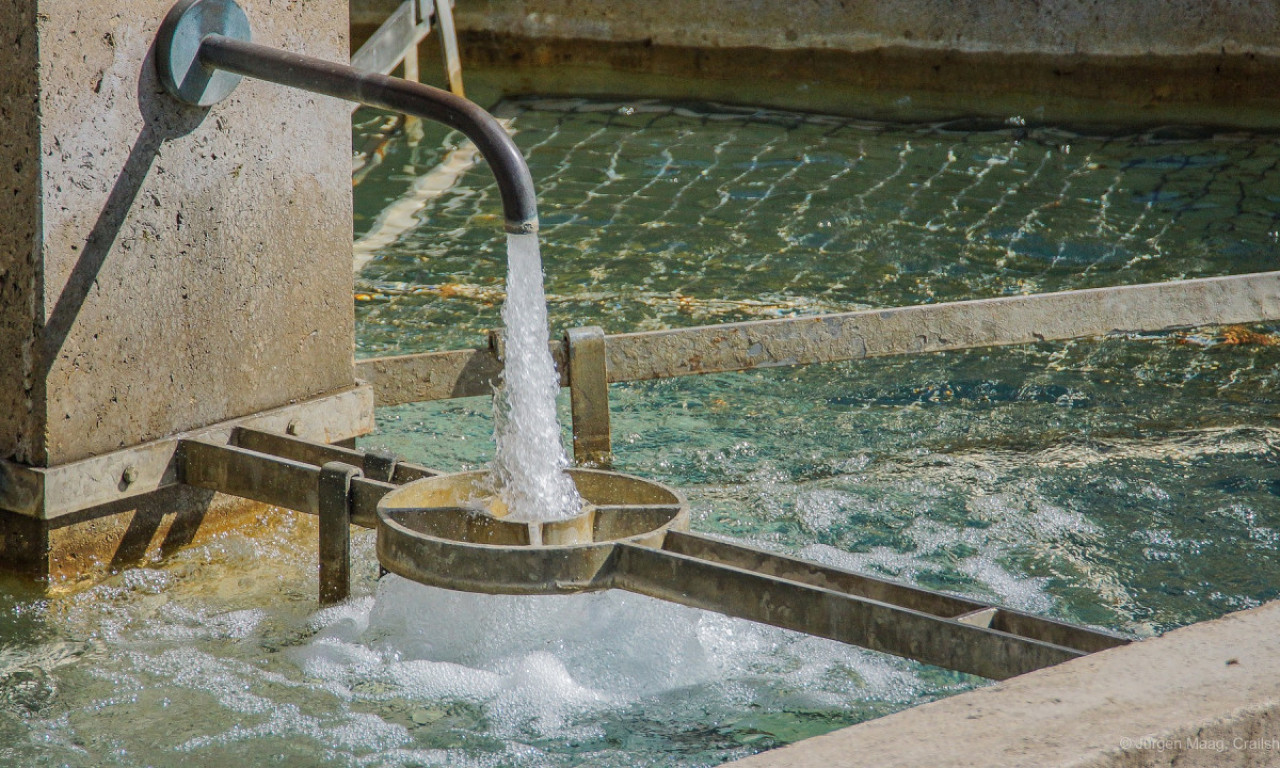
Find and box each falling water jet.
[492,232,584,539]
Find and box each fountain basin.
[376,468,689,594]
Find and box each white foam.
[283,574,923,742]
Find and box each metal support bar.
[613,537,1121,680]
[350,0,432,77]
[319,462,362,605]
[230,428,437,483]
[356,341,568,404]
[602,271,1280,382]
[177,439,396,529]
[662,531,1126,654]
[565,326,612,466]
[179,439,322,516]
[432,0,465,97]
[355,271,1280,407]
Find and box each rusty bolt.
[121,465,139,486]
[286,419,301,436]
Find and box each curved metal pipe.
[197,34,538,234]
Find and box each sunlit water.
[492,233,582,526]
[3,99,1280,766]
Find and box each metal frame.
[172,427,1127,677]
[351,0,463,97]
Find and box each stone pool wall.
[367,0,1280,125]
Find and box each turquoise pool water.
[2,98,1279,767]
[356,97,1280,635]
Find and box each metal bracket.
[174,427,1129,675]
[565,326,612,466]
[318,462,362,606]
[362,450,399,483]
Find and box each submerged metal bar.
[664,531,1128,654]
[356,271,1280,407]
[613,541,1093,680]
[318,462,362,605]
[197,34,536,232]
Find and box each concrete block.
[726,601,1280,768]
[0,2,43,466]
[1,0,356,467]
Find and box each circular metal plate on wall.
[156,0,251,106]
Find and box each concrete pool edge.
[725,599,1280,767]
[449,33,1280,130]
[394,0,1280,129]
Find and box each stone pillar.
[0,0,368,583]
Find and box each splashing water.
[492,233,583,526]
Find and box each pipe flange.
[156,0,251,106]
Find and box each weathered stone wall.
[450,0,1280,57]
[422,0,1280,126]
[0,3,42,466]
[3,0,356,466]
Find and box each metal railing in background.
[351,0,465,183]
[351,0,462,94]
[354,271,1280,466]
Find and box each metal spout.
[156,0,538,233]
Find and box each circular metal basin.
[376,469,689,594]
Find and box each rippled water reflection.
[1,99,1278,766]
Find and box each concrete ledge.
[452,33,1280,129]
[449,0,1280,59]
[727,601,1280,768]
[0,383,374,520]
